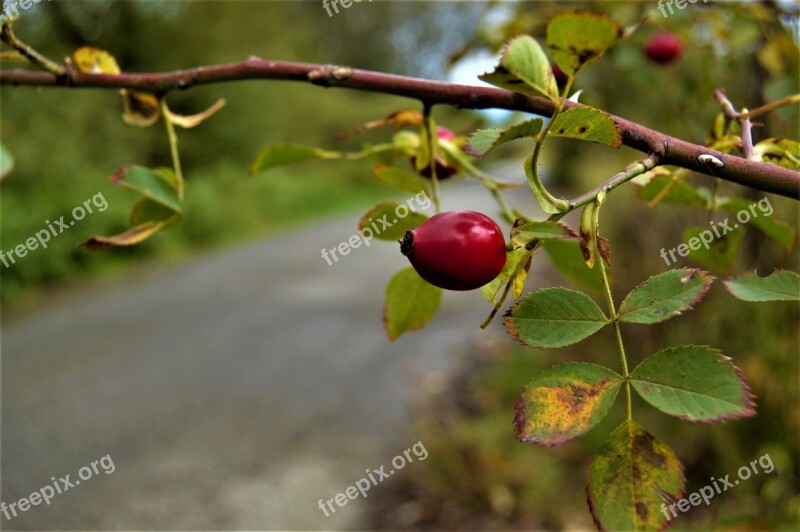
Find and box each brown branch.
[1,57,798,199]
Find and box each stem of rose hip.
[422,102,441,213]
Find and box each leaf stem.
[565,156,659,211]
[597,251,632,420]
[161,99,185,201]
[737,93,800,119]
[0,21,65,77]
[422,103,441,213]
[525,75,577,212]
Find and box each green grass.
[0,157,390,309]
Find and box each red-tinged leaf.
[587,420,685,531]
[630,345,756,423]
[514,363,622,446]
[618,268,714,324]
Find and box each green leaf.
[465,118,544,157]
[549,107,622,148]
[630,345,756,423]
[618,268,714,324]
[384,268,442,340]
[510,220,578,249]
[723,269,800,302]
[682,224,743,274]
[130,199,179,225]
[479,35,559,101]
[504,287,608,348]
[358,202,427,242]
[523,156,568,214]
[637,174,709,207]
[717,197,796,251]
[753,138,800,169]
[542,239,604,293]
[481,248,532,304]
[587,420,685,531]
[372,165,430,195]
[547,12,621,75]
[0,143,14,181]
[250,143,341,174]
[514,363,622,446]
[110,165,182,214]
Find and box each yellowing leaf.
[515,363,622,446]
[164,99,227,129]
[588,420,685,530]
[82,216,178,251]
[550,107,622,147]
[547,12,621,75]
[72,47,121,75]
[121,91,161,127]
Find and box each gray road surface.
[1,184,548,530]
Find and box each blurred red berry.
[411,126,459,180]
[645,32,683,65]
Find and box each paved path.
[1,184,550,529]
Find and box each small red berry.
[645,32,683,65]
[401,210,507,291]
[411,126,459,180]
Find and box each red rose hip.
[401,210,507,291]
[645,32,683,65]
